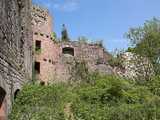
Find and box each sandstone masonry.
[0,0,32,119]
[32,6,113,84]
[32,5,60,84]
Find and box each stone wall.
[54,41,113,82]
[32,5,60,84]
[32,6,113,84]
[0,0,32,119]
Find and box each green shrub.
[147,76,160,96]
[10,75,160,120]
[72,75,160,120]
[9,84,70,120]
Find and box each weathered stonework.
[32,5,60,84]
[32,6,113,84]
[0,0,32,119]
[55,41,113,82]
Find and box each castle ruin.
[0,2,153,119]
[0,0,32,119]
[32,6,113,84]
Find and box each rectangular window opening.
[35,40,41,51]
[62,47,74,56]
[35,62,40,74]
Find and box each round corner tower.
[32,5,59,84]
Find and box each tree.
[126,18,160,75]
[61,24,70,42]
[78,36,88,44]
[51,32,57,40]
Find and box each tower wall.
[32,6,60,84]
[0,0,32,119]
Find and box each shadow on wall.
[14,89,20,100]
[0,87,6,120]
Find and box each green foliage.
[94,40,104,47]
[51,32,57,41]
[78,36,89,44]
[9,84,73,120]
[61,24,70,42]
[126,18,160,75]
[70,60,102,85]
[70,60,94,84]
[72,75,160,120]
[77,36,104,48]
[32,62,37,83]
[35,48,42,54]
[147,75,160,96]
[108,55,123,68]
[10,75,160,120]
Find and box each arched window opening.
[62,47,74,56]
[0,87,6,118]
[14,89,20,99]
[0,87,6,108]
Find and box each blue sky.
[32,0,160,52]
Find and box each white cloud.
[53,0,79,12]
[33,0,79,12]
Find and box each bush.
[72,75,160,120]
[9,84,71,120]
[147,76,160,96]
[10,75,160,120]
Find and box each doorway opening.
[35,62,40,74]
[62,47,74,56]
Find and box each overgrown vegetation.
[9,84,71,120]
[72,75,160,120]
[69,60,91,83]
[126,18,160,75]
[10,18,160,120]
[108,54,123,68]
[35,48,42,54]
[51,32,57,41]
[10,74,160,120]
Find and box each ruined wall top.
[32,5,53,35]
[32,5,49,20]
